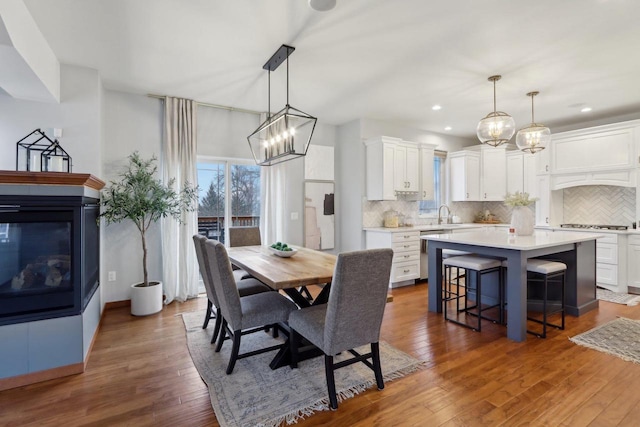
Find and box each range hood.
[551,169,636,190]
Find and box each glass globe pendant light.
[516,91,550,153]
[476,75,515,147]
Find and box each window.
[197,159,261,244]
[419,151,446,216]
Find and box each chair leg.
[211,308,222,344]
[272,324,279,338]
[371,342,384,390]
[324,354,338,410]
[226,330,242,375]
[290,329,300,369]
[203,300,213,329]
[215,319,227,352]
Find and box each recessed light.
[432,105,442,111]
[444,126,452,131]
[581,107,592,113]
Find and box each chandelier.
[247,45,317,166]
[476,75,515,147]
[515,91,550,154]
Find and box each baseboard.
[628,286,640,295]
[0,362,84,392]
[104,299,131,310]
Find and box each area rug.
[181,310,424,427]
[569,317,640,364]
[596,287,640,306]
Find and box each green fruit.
[282,243,288,248]
[271,244,277,248]
[285,247,292,251]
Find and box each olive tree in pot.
[99,152,198,316]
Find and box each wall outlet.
[291,212,299,220]
[108,271,116,282]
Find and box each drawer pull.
[404,245,410,248]
[403,269,410,273]
[404,255,410,258]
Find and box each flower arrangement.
[503,191,538,207]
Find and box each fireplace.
[0,195,99,325]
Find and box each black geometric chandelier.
[247,44,317,166]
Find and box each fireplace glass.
[0,209,77,324]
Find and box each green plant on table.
[503,191,538,207]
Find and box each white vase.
[130,281,163,316]
[511,206,535,236]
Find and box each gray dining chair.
[204,239,299,374]
[193,235,272,344]
[288,248,393,409]
[228,226,262,247]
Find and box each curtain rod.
[147,94,262,116]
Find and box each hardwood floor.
[1,283,639,426]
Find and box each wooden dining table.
[226,245,337,307]
[226,245,337,369]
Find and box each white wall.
[101,90,163,303]
[0,64,101,174]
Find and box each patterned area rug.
[596,287,640,306]
[570,317,640,364]
[181,310,424,427]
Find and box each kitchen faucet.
[438,204,451,225]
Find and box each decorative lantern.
[16,129,72,172]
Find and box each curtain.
[259,116,287,245]
[162,97,199,304]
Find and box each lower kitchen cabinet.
[628,235,640,292]
[596,233,627,293]
[365,229,420,287]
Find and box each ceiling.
[20,0,640,138]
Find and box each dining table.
[226,245,337,369]
[424,229,602,342]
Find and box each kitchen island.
[424,229,602,342]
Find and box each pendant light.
[476,75,515,147]
[516,91,550,154]
[247,44,317,167]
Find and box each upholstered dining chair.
[192,235,272,344]
[204,239,299,374]
[288,248,393,409]
[228,226,262,247]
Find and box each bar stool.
[526,259,566,338]
[442,255,503,331]
[442,249,472,301]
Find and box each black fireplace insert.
[0,195,99,325]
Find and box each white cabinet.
[535,174,563,226]
[418,142,437,200]
[365,136,402,200]
[628,235,640,291]
[506,151,537,196]
[394,143,420,193]
[480,147,507,201]
[595,233,628,293]
[450,151,480,201]
[365,229,420,287]
[535,146,551,175]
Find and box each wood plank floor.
[1,283,640,426]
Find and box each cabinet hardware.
[484,193,487,199]
[466,192,469,199]
[423,191,426,197]
[546,216,549,223]
[545,165,549,172]
[404,245,410,248]
[404,255,410,258]
[403,269,410,273]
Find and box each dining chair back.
[193,234,221,332]
[288,248,393,409]
[228,226,261,247]
[204,239,298,374]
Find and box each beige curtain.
[162,97,199,304]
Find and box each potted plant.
[99,152,198,316]
[504,191,538,236]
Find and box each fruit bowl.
[268,246,298,258]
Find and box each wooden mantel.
[0,171,105,190]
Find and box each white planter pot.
[130,281,163,316]
[511,206,535,236]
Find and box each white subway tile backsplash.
[563,186,635,225]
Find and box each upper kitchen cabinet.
[365,136,401,200]
[450,146,506,201]
[450,150,480,201]
[418,142,438,200]
[393,142,420,193]
[535,144,551,175]
[550,120,640,189]
[506,150,537,196]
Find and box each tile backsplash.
[563,185,635,225]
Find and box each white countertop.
[422,229,604,250]
[363,223,498,233]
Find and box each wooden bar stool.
[526,259,566,338]
[442,255,503,331]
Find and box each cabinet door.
[420,147,434,200]
[535,174,550,225]
[523,153,537,196]
[393,145,407,192]
[481,148,506,200]
[506,152,524,194]
[405,145,420,191]
[535,146,550,174]
[628,243,640,288]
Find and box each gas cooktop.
[560,224,628,230]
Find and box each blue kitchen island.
[424,229,601,342]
